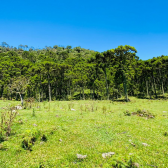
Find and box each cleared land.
[0,97,168,167]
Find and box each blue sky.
[1,0,168,60]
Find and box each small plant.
[0,106,18,138]
[135,109,155,119]
[68,102,74,110]
[85,104,89,112]
[124,110,131,116]
[164,132,168,136]
[25,97,35,109]
[0,134,5,143]
[111,157,139,168]
[21,137,33,151]
[95,106,98,111]
[41,134,47,142]
[61,104,66,110]
[0,141,10,151]
[32,107,35,117]
[68,103,71,110]
[124,109,155,119]
[91,103,94,112]
[48,102,50,111]
[17,118,23,124]
[80,104,84,115]
[43,101,47,109]
[102,105,107,114]
[21,129,41,150]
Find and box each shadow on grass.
[112,99,128,102]
[136,94,168,100]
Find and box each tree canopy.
[0,42,168,102]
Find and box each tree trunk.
[41,89,43,102]
[146,80,149,97]
[123,72,128,102]
[55,85,57,100]
[39,91,41,102]
[39,75,41,102]
[159,69,164,96]
[80,88,82,100]
[48,74,51,102]
[82,86,85,100]
[90,89,92,100]
[69,80,71,99]
[93,88,95,100]
[104,70,109,100]
[162,81,164,96]
[153,77,157,99]
[19,93,23,106]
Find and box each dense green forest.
[0,42,167,102]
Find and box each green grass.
[0,97,168,167]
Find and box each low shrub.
[21,137,33,150]
[136,109,155,119]
[124,110,131,116]
[124,109,155,119]
[111,157,139,168]
[41,134,47,142]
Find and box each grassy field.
[0,97,168,167]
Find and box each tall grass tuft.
[68,102,74,110]
[102,105,107,115]
[80,104,84,115]
[32,107,35,117]
[91,103,94,112]
[0,106,18,139]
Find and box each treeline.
[0,42,168,102]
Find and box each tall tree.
[11,76,29,106]
[114,45,138,101]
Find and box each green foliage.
[25,97,36,109]
[0,42,168,102]
[21,137,33,150]
[32,107,35,116]
[111,157,138,168]
[135,109,155,118]
[21,129,41,150]
[102,105,107,114]
[124,110,131,116]
[0,141,10,150]
[41,134,47,142]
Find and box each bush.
[21,137,33,150]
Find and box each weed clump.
[0,105,18,139]
[68,102,74,110]
[111,157,139,168]
[41,134,47,142]
[0,134,5,143]
[124,110,131,116]
[164,132,168,136]
[124,109,155,119]
[136,109,155,119]
[102,106,107,114]
[32,107,35,117]
[80,104,84,115]
[21,129,42,150]
[17,118,23,124]
[0,141,10,151]
[25,97,35,109]
[91,103,94,112]
[21,137,34,150]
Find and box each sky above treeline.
[1,0,168,60]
